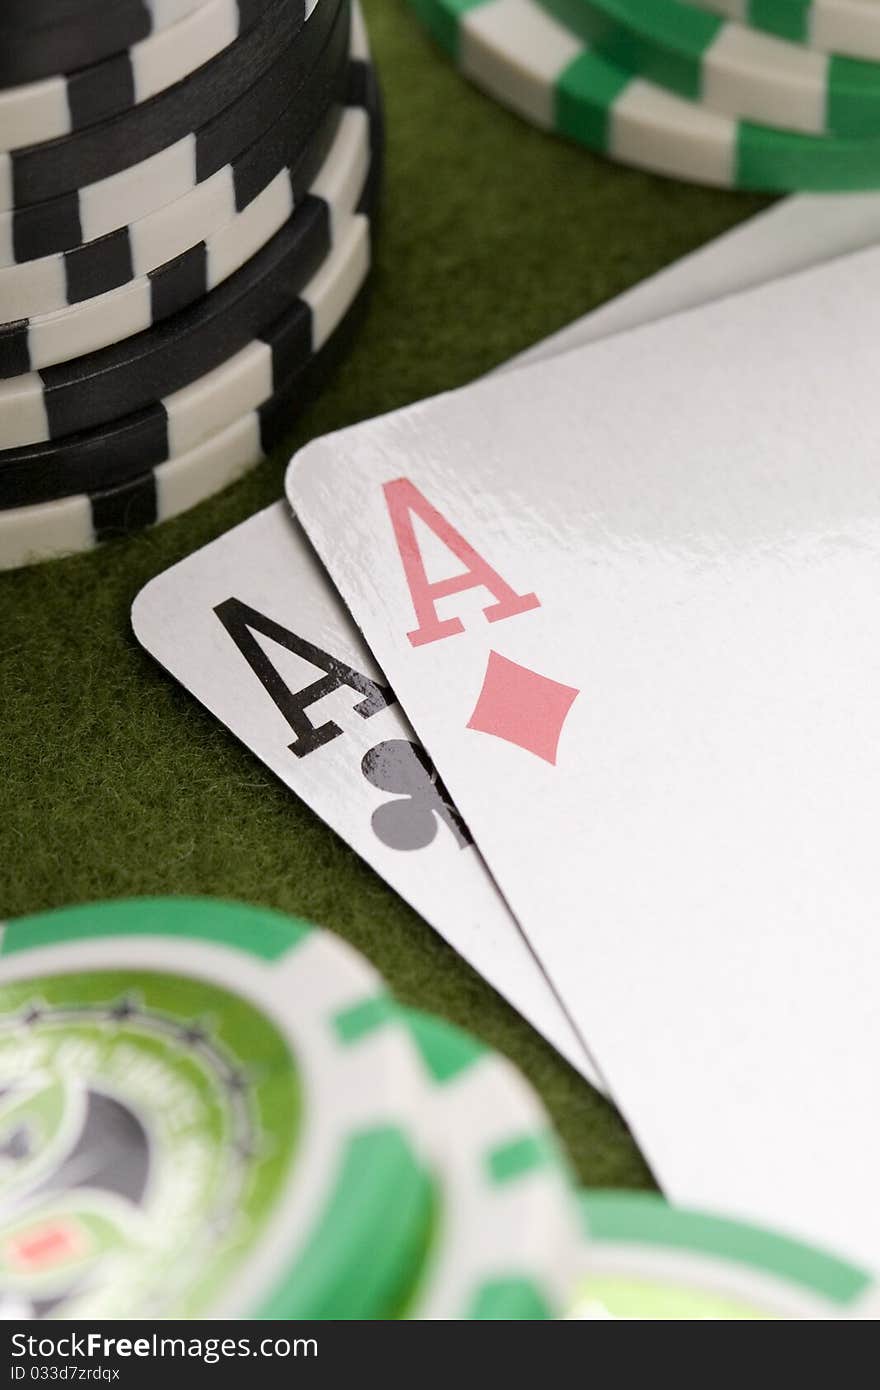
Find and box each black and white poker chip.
[0,3,361,282]
[0,75,373,375]
[0,56,374,448]
[0,0,201,29]
[0,0,276,155]
[0,90,344,319]
[0,205,330,446]
[0,0,338,211]
[0,0,379,569]
[0,145,378,557]
[0,0,208,88]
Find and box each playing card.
[131,501,598,1086]
[132,192,880,1112]
[507,192,880,372]
[288,241,880,1269]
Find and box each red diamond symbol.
[466,651,579,764]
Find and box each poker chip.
[694,0,880,64]
[534,0,880,136]
[400,1010,579,1319]
[0,21,370,278]
[0,0,277,155]
[0,0,349,263]
[0,0,152,24]
[0,186,375,567]
[0,898,432,1319]
[0,0,345,239]
[0,86,373,376]
[0,0,206,88]
[0,0,379,569]
[410,0,880,191]
[1,0,203,30]
[570,1192,872,1319]
[0,152,374,498]
[0,0,334,213]
[0,118,339,327]
[0,212,325,446]
[0,54,364,450]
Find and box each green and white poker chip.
[536,0,880,136]
[411,0,880,191]
[0,897,432,1320]
[399,1010,579,1319]
[694,0,880,65]
[570,1192,873,1319]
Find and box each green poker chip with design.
[570,1192,873,1319]
[399,1009,579,1319]
[0,897,432,1320]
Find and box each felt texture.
[0,0,770,1194]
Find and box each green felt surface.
[0,0,771,1194]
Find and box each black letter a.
[214,597,395,757]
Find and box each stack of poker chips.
[0,895,873,1320]
[0,0,381,571]
[408,0,880,191]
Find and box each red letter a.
[382,478,540,648]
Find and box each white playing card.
[507,192,880,372]
[132,192,880,1111]
[288,241,880,1270]
[131,502,598,1086]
